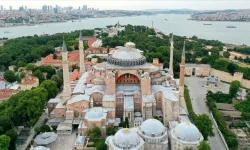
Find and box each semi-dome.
[113,128,142,149]
[107,42,146,66]
[140,119,166,137]
[85,108,105,120]
[173,122,202,142]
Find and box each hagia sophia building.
[47,31,203,150]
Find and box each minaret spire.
[169,33,174,76]
[61,38,71,101]
[79,30,85,75]
[179,41,187,109]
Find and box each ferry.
[227,26,236,28]
[4,31,10,33]
[203,23,212,25]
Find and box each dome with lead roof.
[140,119,166,137]
[113,128,142,149]
[172,122,203,142]
[107,42,146,66]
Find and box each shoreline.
[188,18,250,23]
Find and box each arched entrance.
[192,68,196,76]
[116,73,140,84]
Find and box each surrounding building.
[47,32,203,149]
[20,76,39,91]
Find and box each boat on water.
[4,31,10,33]
[203,23,212,25]
[227,26,236,28]
[165,19,168,21]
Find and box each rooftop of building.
[21,76,38,85]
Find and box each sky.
[0,0,248,10]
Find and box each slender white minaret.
[169,33,174,77]
[79,31,85,74]
[179,41,186,108]
[61,39,71,101]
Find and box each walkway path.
[185,76,229,150]
[17,112,46,150]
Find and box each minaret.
[79,31,85,74]
[61,39,72,101]
[179,41,187,109]
[169,33,174,77]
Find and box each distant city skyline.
[0,0,249,11]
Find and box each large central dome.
[107,42,146,66]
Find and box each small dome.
[113,128,142,148]
[140,119,166,137]
[125,42,136,48]
[173,122,202,142]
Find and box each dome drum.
[107,56,146,66]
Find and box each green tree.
[212,58,229,72]
[197,140,211,150]
[40,125,51,133]
[39,80,58,99]
[194,114,214,140]
[51,74,63,89]
[5,129,18,150]
[96,140,107,150]
[0,53,12,67]
[229,80,241,97]
[3,70,16,83]
[106,126,116,136]
[33,69,45,83]
[223,51,230,58]
[0,135,10,150]
[0,116,14,134]
[25,63,37,71]
[87,127,101,139]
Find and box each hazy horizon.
[0,0,249,11]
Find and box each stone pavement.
[185,76,228,150]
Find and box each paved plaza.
[185,76,229,150]
[50,130,77,150]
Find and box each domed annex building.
[47,32,203,149]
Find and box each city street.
[185,76,229,150]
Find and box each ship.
[203,23,212,25]
[227,26,236,28]
[4,31,10,33]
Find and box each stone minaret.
[61,39,72,101]
[179,41,186,109]
[169,33,174,77]
[79,31,85,75]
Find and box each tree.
[96,140,107,150]
[39,80,58,99]
[40,125,51,133]
[212,58,229,72]
[0,53,11,67]
[194,114,214,140]
[223,51,230,58]
[33,69,45,83]
[3,70,16,83]
[106,126,116,136]
[51,74,63,89]
[0,116,14,134]
[197,140,211,150]
[229,80,241,97]
[25,63,37,71]
[0,135,10,150]
[87,127,101,139]
[5,129,18,150]
[227,63,238,75]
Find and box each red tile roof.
[86,47,108,51]
[21,76,38,85]
[42,50,80,63]
[0,89,19,100]
[75,36,97,47]
[70,69,79,81]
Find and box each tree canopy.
[197,140,211,150]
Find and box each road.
[185,76,229,150]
